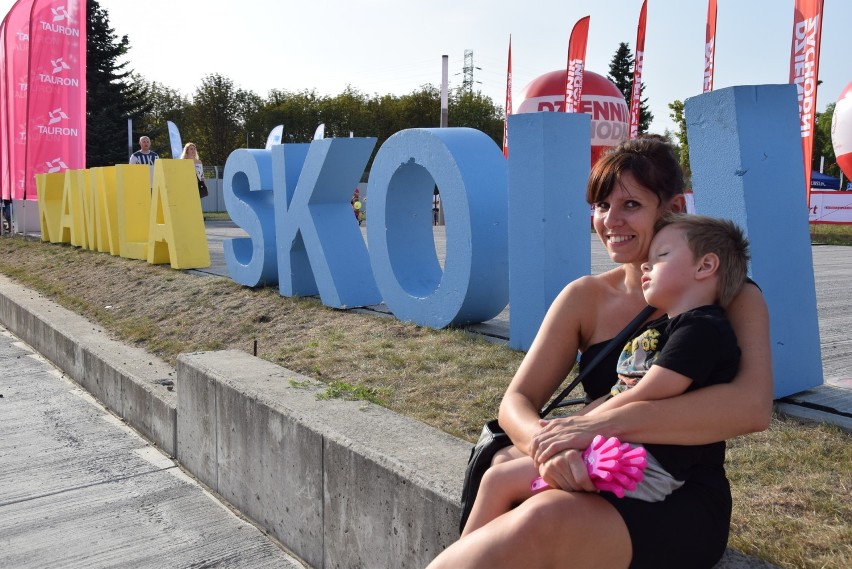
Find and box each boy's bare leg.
[462,456,542,536]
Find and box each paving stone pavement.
[0,327,308,569]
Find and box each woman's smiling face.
[592,172,669,265]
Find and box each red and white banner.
[564,16,590,114]
[789,0,824,207]
[809,191,852,224]
[23,0,86,200]
[704,0,717,92]
[503,34,512,158]
[1,0,36,200]
[628,0,647,139]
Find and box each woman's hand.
[537,447,597,492]
[531,417,598,466]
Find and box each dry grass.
[0,234,849,568]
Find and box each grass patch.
[0,233,848,568]
[316,380,392,405]
[810,223,852,245]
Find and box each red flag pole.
[790,0,825,208]
[503,34,512,158]
[628,0,647,139]
[704,0,717,92]
[564,16,590,114]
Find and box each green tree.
[85,0,152,167]
[262,88,324,143]
[399,85,442,129]
[449,89,503,146]
[608,42,653,135]
[136,80,191,158]
[189,74,245,168]
[667,100,691,185]
[813,103,839,178]
[235,90,265,149]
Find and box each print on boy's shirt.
[613,326,663,394]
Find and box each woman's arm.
[498,278,595,455]
[532,283,773,464]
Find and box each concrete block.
[506,112,592,350]
[322,420,462,569]
[177,349,469,569]
[176,358,218,491]
[216,377,324,566]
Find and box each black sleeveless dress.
[578,339,732,569]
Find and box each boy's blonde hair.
[655,213,750,307]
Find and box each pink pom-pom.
[583,436,648,498]
[529,437,649,499]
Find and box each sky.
[3,0,851,135]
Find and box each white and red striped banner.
[809,191,852,224]
[789,0,824,207]
[503,34,512,158]
[23,0,86,199]
[628,0,647,139]
[704,0,717,92]
[564,16,590,114]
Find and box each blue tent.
[810,171,841,190]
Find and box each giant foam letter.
[686,84,822,397]
[367,128,508,327]
[59,169,88,248]
[115,164,152,260]
[92,166,119,255]
[82,167,98,250]
[507,112,592,350]
[147,159,210,269]
[35,172,66,243]
[276,138,379,307]
[270,143,310,287]
[222,149,278,286]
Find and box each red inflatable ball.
[831,81,852,182]
[516,69,629,165]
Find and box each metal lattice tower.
[462,49,474,93]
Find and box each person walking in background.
[1,199,11,233]
[181,142,208,199]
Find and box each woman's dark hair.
[586,135,685,205]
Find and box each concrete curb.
[0,274,778,569]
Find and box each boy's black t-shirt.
[586,304,741,480]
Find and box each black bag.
[198,178,209,198]
[458,305,655,534]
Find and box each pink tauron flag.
[564,16,590,114]
[2,0,36,200]
[24,0,87,200]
